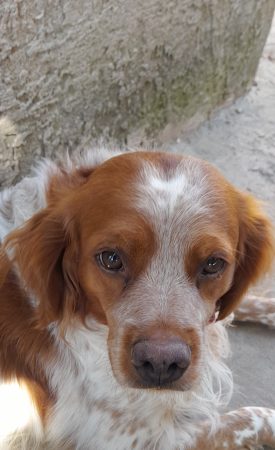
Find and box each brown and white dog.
[0,149,274,449]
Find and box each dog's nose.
[132,338,191,386]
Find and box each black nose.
[131,338,191,386]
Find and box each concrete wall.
[0,0,274,187]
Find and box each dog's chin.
[131,383,192,393]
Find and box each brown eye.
[98,251,123,271]
[201,257,225,276]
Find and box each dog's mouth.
[208,300,221,324]
[128,378,193,392]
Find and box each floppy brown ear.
[4,205,84,329]
[218,193,274,319]
[2,165,99,329]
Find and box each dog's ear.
[218,193,274,319]
[4,205,84,329]
[2,165,98,329]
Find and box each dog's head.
[5,151,274,391]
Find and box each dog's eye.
[201,257,225,276]
[98,251,123,271]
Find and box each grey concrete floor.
[168,16,275,411]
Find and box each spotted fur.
[0,149,274,450]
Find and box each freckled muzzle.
[131,337,191,387]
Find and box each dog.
[0,148,274,449]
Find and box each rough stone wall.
[0,0,274,186]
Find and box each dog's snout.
[132,338,191,386]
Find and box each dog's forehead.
[135,156,215,224]
[82,152,235,241]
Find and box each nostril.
[167,362,178,376]
[143,361,154,375]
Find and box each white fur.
[234,415,263,446]
[232,407,275,447]
[44,319,231,450]
[0,382,44,450]
[136,160,211,221]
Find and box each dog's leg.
[193,407,275,450]
[233,295,275,328]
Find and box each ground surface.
[169,16,275,411]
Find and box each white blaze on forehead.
[148,172,189,210]
[136,158,211,224]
